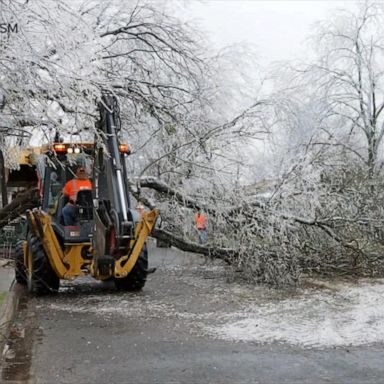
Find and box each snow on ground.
[39,265,384,349]
[206,280,384,348]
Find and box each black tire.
[114,244,148,291]
[27,234,60,295]
[15,240,27,285]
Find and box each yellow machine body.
[24,207,158,281]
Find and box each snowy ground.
[40,247,384,350]
[206,279,384,348]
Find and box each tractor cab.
[39,144,94,243]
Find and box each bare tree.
[300,2,384,179]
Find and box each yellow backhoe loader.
[11,94,158,294]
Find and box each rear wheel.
[114,244,148,291]
[27,234,60,295]
[15,240,27,285]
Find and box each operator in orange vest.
[62,164,92,226]
[194,207,208,244]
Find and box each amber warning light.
[53,143,66,152]
[119,144,130,154]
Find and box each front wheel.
[27,234,60,295]
[114,244,148,291]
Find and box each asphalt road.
[2,242,384,384]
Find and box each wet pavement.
[1,243,384,383]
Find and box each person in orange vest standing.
[194,207,208,244]
[62,164,92,226]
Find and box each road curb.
[0,279,23,355]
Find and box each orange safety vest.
[194,213,207,230]
[63,178,92,202]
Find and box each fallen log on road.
[151,228,236,264]
[0,187,39,227]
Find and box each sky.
[180,0,362,66]
[176,1,364,179]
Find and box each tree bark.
[151,228,235,264]
[0,187,39,227]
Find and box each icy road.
[2,242,384,383]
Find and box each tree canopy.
[2,0,384,286]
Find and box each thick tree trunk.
[0,187,39,227]
[151,228,235,263]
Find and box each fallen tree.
[133,170,384,286]
[1,164,384,287]
[0,187,39,227]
